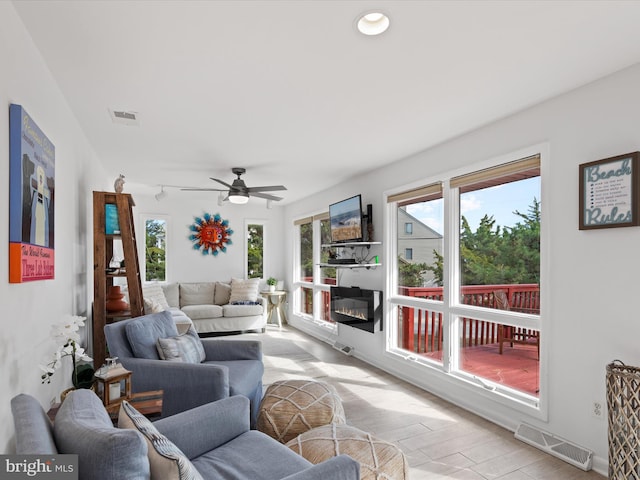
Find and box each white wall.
[284,63,640,474]
[0,3,110,453]
[132,192,285,284]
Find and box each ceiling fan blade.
[210,177,234,189]
[181,187,227,192]
[246,185,287,193]
[251,192,283,201]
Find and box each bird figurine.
[114,174,125,193]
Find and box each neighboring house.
[397,207,442,286]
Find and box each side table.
[260,290,287,328]
[47,389,163,424]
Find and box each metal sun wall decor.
[189,213,233,255]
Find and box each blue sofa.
[11,390,359,480]
[104,311,263,425]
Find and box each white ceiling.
[12,0,640,205]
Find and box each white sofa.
[141,280,267,335]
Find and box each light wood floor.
[238,326,605,480]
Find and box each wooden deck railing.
[398,284,540,354]
[300,281,539,356]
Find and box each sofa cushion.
[191,431,310,479]
[143,283,171,310]
[229,278,260,303]
[214,282,232,305]
[53,390,149,480]
[119,400,203,480]
[180,283,215,307]
[162,283,180,308]
[125,311,179,359]
[223,304,264,318]
[181,304,223,320]
[157,327,206,363]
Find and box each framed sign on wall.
[579,152,640,230]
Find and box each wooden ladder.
[92,192,144,369]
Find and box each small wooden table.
[47,390,163,423]
[105,389,164,419]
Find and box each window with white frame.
[246,222,264,279]
[388,154,541,406]
[293,214,335,325]
[141,215,168,282]
[295,217,314,317]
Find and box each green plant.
[266,277,277,286]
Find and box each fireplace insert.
[330,286,382,333]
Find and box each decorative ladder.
[92,191,144,369]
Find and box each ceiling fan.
[182,167,287,204]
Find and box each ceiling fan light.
[228,192,249,204]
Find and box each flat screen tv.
[329,194,364,243]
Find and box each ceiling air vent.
[109,109,140,126]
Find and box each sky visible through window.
[406,177,540,235]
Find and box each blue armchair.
[104,311,264,426]
[12,391,360,480]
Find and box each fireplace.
[330,286,382,333]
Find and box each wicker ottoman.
[257,379,346,443]
[286,424,409,480]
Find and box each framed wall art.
[8,104,56,282]
[579,152,640,230]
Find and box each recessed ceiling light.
[356,11,390,36]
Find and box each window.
[142,216,167,282]
[293,214,335,325]
[295,217,314,316]
[405,222,413,234]
[388,154,542,409]
[392,183,444,294]
[246,222,264,279]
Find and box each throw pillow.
[214,282,232,305]
[144,298,165,313]
[229,278,260,303]
[156,327,205,363]
[142,284,171,311]
[118,401,204,480]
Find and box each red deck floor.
[422,342,540,396]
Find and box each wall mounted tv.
[329,194,364,243]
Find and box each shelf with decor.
[319,241,382,269]
[93,191,144,369]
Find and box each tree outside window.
[247,223,264,279]
[145,218,166,282]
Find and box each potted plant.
[40,315,94,390]
[266,277,278,292]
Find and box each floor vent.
[515,423,593,471]
[332,342,353,355]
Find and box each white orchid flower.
[40,314,91,384]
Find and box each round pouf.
[257,379,346,443]
[286,424,409,480]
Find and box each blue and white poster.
[9,104,55,282]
